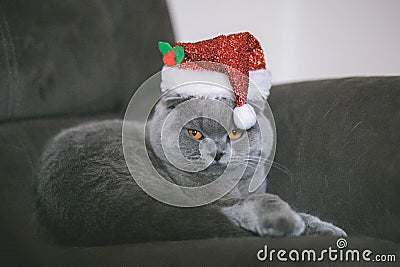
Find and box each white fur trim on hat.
[248,68,272,100]
[161,66,232,98]
[161,66,271,101]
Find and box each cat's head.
[146,94,273,187]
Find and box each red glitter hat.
[158,32,271,130]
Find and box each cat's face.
[178,116,261,177]
[147,95,268,187]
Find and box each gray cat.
[35,95,346,245]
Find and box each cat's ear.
[162,95,190,109]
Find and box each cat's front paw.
[223,194,305,237]
[299,213,347,237]
[257,208,305,237]
[256,195,305,237]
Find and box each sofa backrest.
[0,0,174,121]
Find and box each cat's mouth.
[210,159,227,166]
[201,160,228,174]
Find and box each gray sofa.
[0,0,399,266]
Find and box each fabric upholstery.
[267,77,400,242]
[0,115,117,252]
[4,236,400,266]
[0,0,174,121]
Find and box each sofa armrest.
[267,77,400,242]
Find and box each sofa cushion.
[4,236,400,266]
[0,114,117,254]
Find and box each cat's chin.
[163,159,254,187]
[201,162,227,174]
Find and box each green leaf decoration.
[173,46,185,65]
[158,41,172,55]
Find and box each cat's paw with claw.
[223,194,305,237]
[299,213,347,237]
[257,205,305,237]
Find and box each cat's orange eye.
[228,129,243,141]
[188,129,203,140]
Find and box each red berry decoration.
[158,41,185,67]
[163,50,176,66]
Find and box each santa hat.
[158,32,271,130]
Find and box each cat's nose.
[214,151,225,161]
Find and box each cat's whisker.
[227,156,293,178]
[246,158,293,177]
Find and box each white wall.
[166,0,400,84]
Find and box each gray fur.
[35,95,346,245]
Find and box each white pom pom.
[233,104,257,130]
